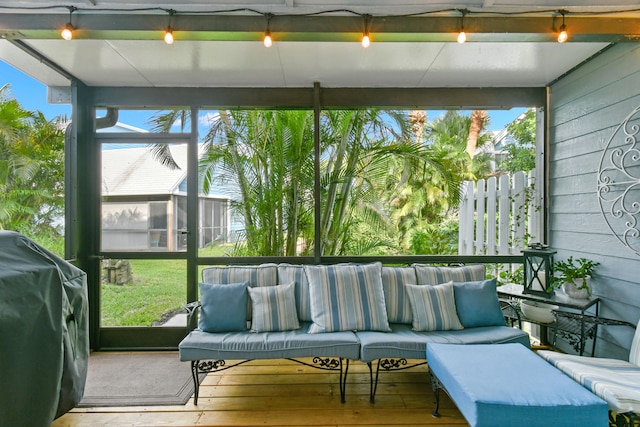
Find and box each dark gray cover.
[0,231,89,426]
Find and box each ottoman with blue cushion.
[426,343,608,427]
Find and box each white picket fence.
[458,171,541,256]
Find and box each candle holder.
[522,244,556,297]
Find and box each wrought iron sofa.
[178,262,530,404]
[538,317,640,427]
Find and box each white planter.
[562,276,591,299]
[520,300,559,324]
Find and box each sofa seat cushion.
[179,322,361,361]
[356,323,531,363]
[538,350,640,414]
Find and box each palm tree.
[0,86,65,232]
[149,107,474,257]
[388,110,493,252]
[198,109,316,256]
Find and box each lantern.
[523,244,556,296]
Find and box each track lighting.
[557,11,568,43]
[457,9,468,44]
[263,13,273,47]
[61,6,76,41]
[362,14,371,48]
[164,10,175,44]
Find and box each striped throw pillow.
[248,282,301,332]
[405,281,464,332]
[305,263,391,333]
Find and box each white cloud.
[199,112,220,127]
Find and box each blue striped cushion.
[381,266,416,324]
[305,263,391,333]
[248,282,301,332]
[405,281,464,332]
[202,263,278,287]
[538,350,640,413]
[277,264,311,322]
[413,264,486,285]
[629,320,640,366]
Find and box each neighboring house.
[101,139,230,251]
[479,110,529,172]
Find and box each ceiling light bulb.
[263,31,272,48]
[164,28,174,44]
[457,30,467,44]
[557,25,568,43]
[362,33,370,48]
[61,24,73,41]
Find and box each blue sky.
[1,60,525,131]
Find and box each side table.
[497,283,600,355]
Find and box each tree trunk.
[466,110,487,158]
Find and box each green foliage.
[498,265,524,285]
[552,256,599,291]
[498,109,536,173]
[0,86,65,235]
[410,217,459,255]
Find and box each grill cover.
[0,231,89,426]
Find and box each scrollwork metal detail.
[379,358,408,370]
[311,357,340,369]
[598,104,640,257]
[197,359,226,373]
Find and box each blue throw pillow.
[453,278,506,328]
[198,281,249,332]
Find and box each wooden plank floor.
[52,358,467,427]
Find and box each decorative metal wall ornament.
[598,104,640,257]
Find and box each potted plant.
[552,256,599,299]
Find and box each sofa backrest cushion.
[381,266,416,324]
[453,278,506,328]
[413,264,486,285]
[277,264,311,322]
[629,320,640,366]
[202,263,278,320]
[304,262,391,333]
[248,282,301,333]
[405,281,464,332]
[198,281,249,332]
[202,263,278,287]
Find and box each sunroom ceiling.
[0,1,637,90]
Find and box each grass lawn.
[101,244,232,326]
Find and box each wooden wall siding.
[549,42,640,359]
